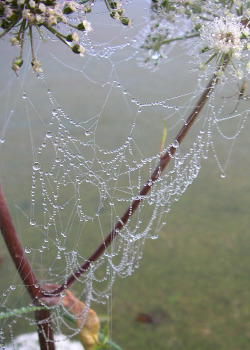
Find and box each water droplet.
[0,139,5,144]
[22,92,27,99]
[30,219,36,226]
[151,51,159,60]
[85,131,90,136]
[25,247,31,254]
[46,131,52,138]
[33,162,40,171]
[10,285,15,290]
[221,173,226,179]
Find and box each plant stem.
[0,184,41,299]
[43,24,70,47]
[51,56,229,296]
[0,184,55,350]
[0,306,46,319]
[35,309,55,350]
[156,32,199,51]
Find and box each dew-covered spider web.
[0,0,249,348]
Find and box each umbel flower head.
[0,0,131,76]
[0,0,93,75]
[201,15,248,57]
[139,0,249,77]
[199,15,249,78]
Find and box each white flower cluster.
[199,14,249,78]
[200,16,248,58]
[0,0,93,74]
[139,0,250,78]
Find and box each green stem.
[104,0,111,12]
[17,19,26,41]
[36,25,47,42]
[29,24,35,59]
[204,52,218,65]
[43,24,70,47]
[229,54,237,71]
[0,306,46,320]
[155,32,199,51]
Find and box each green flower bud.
[1,19,11,30]
[109,2,117,9]
[0,2,4,16]
[77,22,85,31]
[13,58,23,68]
[201,46,210,53]
[195,23,201,31]
[44,0,56,6]
[71,44,85,55]
[120,17,131,26]
[110,11,116,19]
[12,58,23,74]
[66,34,74,42]
[63,6,74,15]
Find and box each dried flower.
[31,58,43,75]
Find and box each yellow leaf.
[62,290,100,350]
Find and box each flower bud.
[109,2,118,9]
[0,2,4,16]
[12,58,23,74]
[71,44,85,55]
[120,17,132,26]
[66,34,74,42]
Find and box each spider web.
[0,1,249,348]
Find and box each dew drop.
[33,162,41,171]
[22,92,27,99]
[46,131,53,138]
[151,51,159,60]
[30,219,36,226]
[10,285,15,290]
[0,139,5,144]
[221,173,226,179]
[25,247,31,254]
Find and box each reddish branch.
[0,185,55,350]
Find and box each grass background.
[110,125,250,350]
